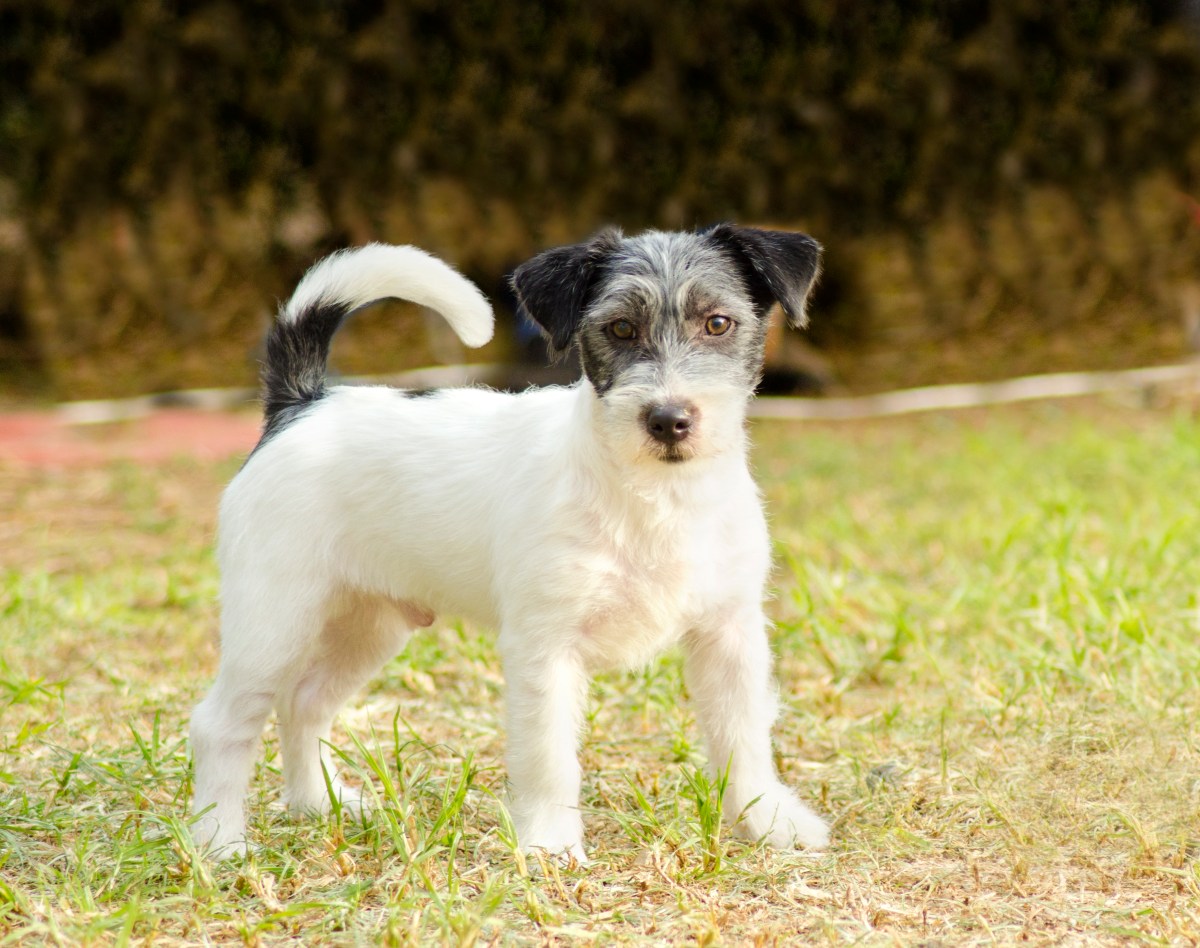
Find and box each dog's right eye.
[609,319,637,341]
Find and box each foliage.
[1,2,1199,395]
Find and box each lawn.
[2,396,1200,945]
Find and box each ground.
[2,395,1200,945]
[0,407,262,467]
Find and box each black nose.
[646,404,694,445]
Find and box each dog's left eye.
[705,315,733,336]
[609,319,637,341]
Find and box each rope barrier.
[55,360,1200,426]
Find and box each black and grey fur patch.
[508,228,623,354]
[261,298,349,418]
[511,225,822,398]
[250,296,355,453]
[702,223,822,328]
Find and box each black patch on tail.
[255,297,352,449]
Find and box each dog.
[189,225,830,862]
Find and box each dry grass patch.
[2,398,1200,944]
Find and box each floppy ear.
[510,228,623,354]
[704,223,823,328]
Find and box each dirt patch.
[0,408,262,468]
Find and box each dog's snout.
[646,404,694,445]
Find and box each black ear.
[510,228,623,354]
[704,223,823,328]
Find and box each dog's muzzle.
[645,403,695,446]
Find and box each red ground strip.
[0,408,263,468]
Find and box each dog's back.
[223,381,582,630]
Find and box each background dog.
[190,225,828,862]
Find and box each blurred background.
[1,0,1199,401]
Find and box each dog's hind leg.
[191,573,342,857]
[189,590,325,856]
[275,594,418,818]
[190,681,274,857]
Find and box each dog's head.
[511,224,821,466]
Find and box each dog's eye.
[609,319,637,341]
[704,315,733,336]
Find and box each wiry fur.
[190,226,829,863]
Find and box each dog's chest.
[569,511,736,670]
[576,554,682,669]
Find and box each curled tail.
[262,243,494,428]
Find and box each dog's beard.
[650,442,694,464]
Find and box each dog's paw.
[330,782,373,820]
[524,841,590,868]
[192,816,253,861]
[285,780,372,820]
[206,838,255,861]
[732,786,830,851]
[512,802,587,866]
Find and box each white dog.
[190,225,830,862]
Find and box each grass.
[3,394,1200,944]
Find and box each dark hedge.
[2,0,1199,396]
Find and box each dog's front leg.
[683,609,830,850]
[499,636,590,865]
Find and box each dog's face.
[511,225,822,466]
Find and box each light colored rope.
[56,360,1200,426]
[750,362,1200,420]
